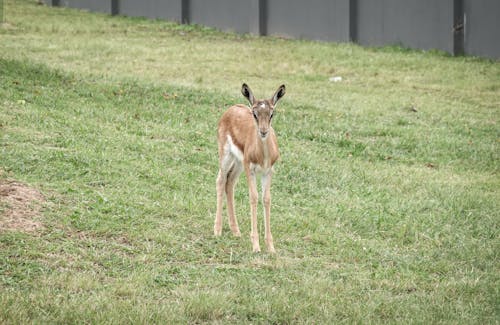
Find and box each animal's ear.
[241,83,255,105]
[271,84,286,106]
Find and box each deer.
[214,83,286,253]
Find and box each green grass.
[1,0,499,323]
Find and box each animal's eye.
[252,111,258,120]
[270,112,274,119]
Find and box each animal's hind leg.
[214,168,226,236]
[225,163,242,237]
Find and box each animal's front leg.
[245,165,260,252]
[262,171,275,253]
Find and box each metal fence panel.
[464,0,500,59]
[265,0,350,42]
[119,0,182,22]
[60,0,114,14]
[355,0,455,53]
[188,0,253,34]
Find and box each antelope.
[215,83,286,253]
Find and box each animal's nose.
[260,130,269,138]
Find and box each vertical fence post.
[181,0,190,24]
[111,0,119,15]
[453,0,464,55]
[349,0,358,42]
[250,0,266,36]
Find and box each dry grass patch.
[0,180,45,233]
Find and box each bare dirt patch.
[0,180,45,233]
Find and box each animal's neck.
[256,133,273,169]
[261,139,269,167]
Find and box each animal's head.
[241,83,286,139]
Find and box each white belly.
[227,135,243,162]
[219,135,243,175]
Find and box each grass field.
[1,0,499,323]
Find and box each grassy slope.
[1,1,499,323]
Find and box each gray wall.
[266,0,350,42]
[59,0,115,14]
[187,0,254,34]
[464,0,500,59]
[119,0,183,22]
[354,0,455,53]
[49,0,500,59]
